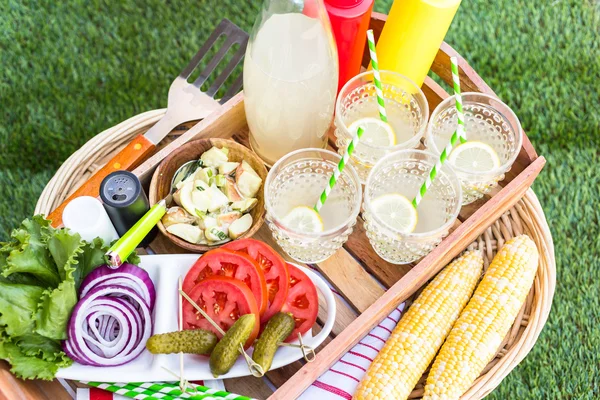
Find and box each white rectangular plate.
[57,254,335,382]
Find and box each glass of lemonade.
[265,148,362,263]
[425,92,523,204]
[334,70,429,183]
[363,149,462,264]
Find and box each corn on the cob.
[424,235,539,399]
[353,251,483,400]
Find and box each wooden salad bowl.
[149,138,267,252]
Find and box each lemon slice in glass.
[448,141,501,172]
[371,194,417,234]
[348,117,396,147]
[281,206,325,233]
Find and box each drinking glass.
[265,149,362,263]
[425,92,523,204]
[363,150,462,264]
[334,70,429,183]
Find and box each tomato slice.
[280,263,319,342]
[223,239,289,323]
[183,248,268,316]
[182,276,260,348]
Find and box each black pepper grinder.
[99,171,158,248]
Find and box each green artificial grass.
[1,0,599,398]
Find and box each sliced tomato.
[223,239,289,323]
[183,248,268,315]
[280,263,319,342]
[182,276,259,348]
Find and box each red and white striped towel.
[300,266,404,400]
[77,388,126,400]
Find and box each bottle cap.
[100,171,142,208]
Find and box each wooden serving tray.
[137,12,545,399]
[1,12,545,400]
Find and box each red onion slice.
[79,264,156,309]
[82,304,132,358]
[64,285,152,367]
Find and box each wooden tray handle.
[47,134,155,228]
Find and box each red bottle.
[324,0,374,93]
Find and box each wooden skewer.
[160,366,196,394]
[297,333,316,363]
[277,334,316,363]
[239,344,265,378]
[179,289,225,335]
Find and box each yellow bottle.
[376,0,461,87]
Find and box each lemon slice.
[281,206,325,233]
[448,141,501,172]
[371,194,418,233]
[348,117,396,147]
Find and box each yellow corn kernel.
[353,251,484,400]
[424,235,539,399]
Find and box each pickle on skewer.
[146,329,218,355]
[209,314,257,377]
[252,312,295,372]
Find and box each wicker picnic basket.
[10,11,554,400]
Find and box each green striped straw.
[366,29,387,123]
[450,56,467,143]
[83,381,253,400]
[314,127,364,212]
[412,57,467,208]
[85,381,180,399]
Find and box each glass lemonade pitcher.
[244,0,339,166]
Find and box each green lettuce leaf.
[47,230,83,282]
[0,333,71,381]
[6,346,64,380]
[124,250,141,267]
[0,327,9,360]
[0,281,44,336]
[0,271,44,286]
[14,333,65,361]
[0,252,43,285]
[73,237,106,289]
[34,230,83,339]
[2,216,60,287]
[34,279,77,340]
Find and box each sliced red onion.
[91,283,152,310]
[64,285,152,367]
[83,298,140,358]
[80,264,156,309]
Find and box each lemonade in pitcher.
[244,1,338,166]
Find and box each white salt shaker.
[62,196,119,244]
